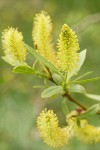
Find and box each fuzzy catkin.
[56,24,80,74]
[2,27,27,66]
[32,11,55,64]
[37,109,68,148]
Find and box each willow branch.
[47,70,100,115]
[63,92,87,110]
[46,67,57,85]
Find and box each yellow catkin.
[2,27,27,66]
[37,109,68,148]
[32,11,55,64]
[66,111,100,144]
[56,24,80,74]
[76,120,100,144]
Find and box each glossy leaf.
[41,86,64,98]
[13,65,35,74]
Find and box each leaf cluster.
[12,44,100,119]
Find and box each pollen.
[56,24,80,74]
[77,120,100,144]
[66,112,100,144]
[2,27,27,66]
[32,11,55,64]
[37,109,68,148]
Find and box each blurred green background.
[0,0,100,149]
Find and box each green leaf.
[41,86,64,98]
[85,93,100,102]
[73,71,93,81]
[73,77,100,84]
[78,49,87,71]
[68,49,87,79]
[52,73,63,85]
[25,44,62,76]
[62,97,70,115]
[69,84,86,94]
[13,65,35,74]
[78,104,100,120]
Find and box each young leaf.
[12,65,35,74]
[68,49,87,79]
[62,97,70,115]
[85,93,100,102]
[25,44,62,76]
[52,73,63,85]
[78,49,87,72]
[41,86,64,98]
[78,104,100,120]
[73,77,100,84]
[73,71,93,81]
[69,84,86,94]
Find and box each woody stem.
[63,92,86,110]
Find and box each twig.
[46,67,57,85]
[63,92,87,110]
[48,71,100,115]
